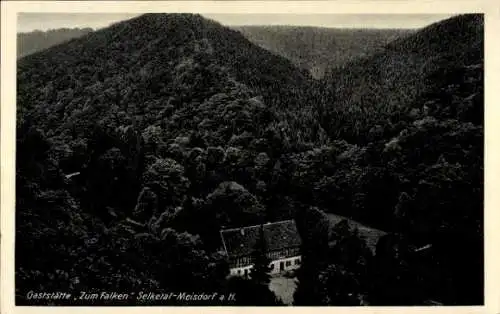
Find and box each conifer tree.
[250,224,272,285]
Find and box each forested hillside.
[322,14,483,144]
[16,13,483,306]
[16,13,317,305]
[234,26,412,78]
[295,13,483,305]
[17,28,93,58]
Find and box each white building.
[220,220,302,277]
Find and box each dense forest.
[17,28,93,58]
[16,13,483,306]
[234,26,413,78]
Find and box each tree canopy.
[16,13,483,306]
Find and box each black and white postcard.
[1,1,499,313]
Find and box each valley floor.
[269,214,387,305]
[327,213,387,252]
[269,275,297,305]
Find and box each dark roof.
[220,220,301,258]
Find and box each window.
[286,261,291,267]
[244,269,248,276]
[237,269,241,275]
[295,258,300,265]
[270,263,275,269]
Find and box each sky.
[17,13,455,33]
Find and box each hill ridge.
[15,13,484,306]
[234,25,413,78]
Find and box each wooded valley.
[16,13,483,305]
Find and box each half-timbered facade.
[220,220,302,277]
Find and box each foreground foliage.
[16,13,483,305]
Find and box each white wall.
[229,255,301,276]
[229,265,254,277]
[269,255,301,274]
